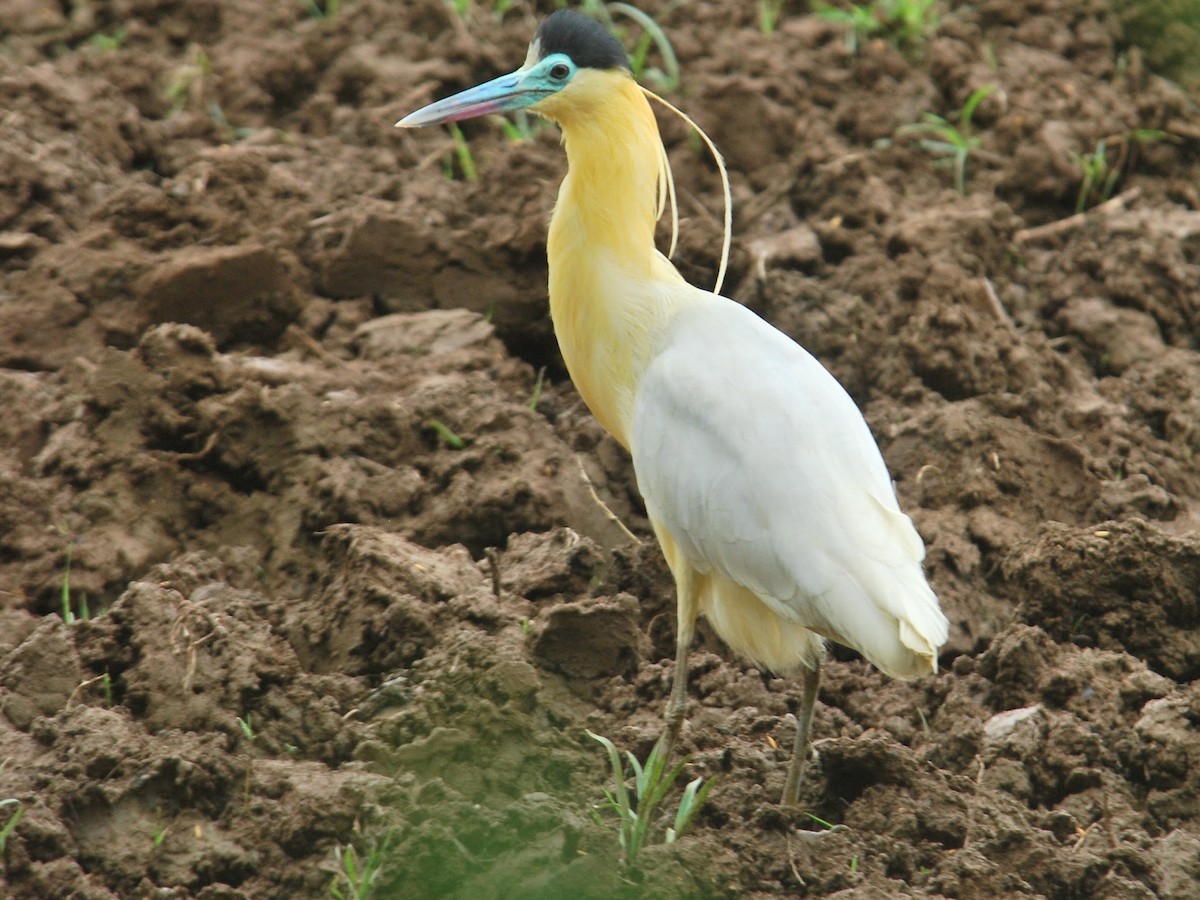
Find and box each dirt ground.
[2,0,1199,896]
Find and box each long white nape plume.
[642,86,733,297]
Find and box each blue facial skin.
[396,53,578,128]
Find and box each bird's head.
[397,10,631,130]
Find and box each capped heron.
[398,10,949,807]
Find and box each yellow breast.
[539,70,683,447]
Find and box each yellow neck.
[539,70,679,447]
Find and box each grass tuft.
[814,0,939,54]
[329,842,385,900]
[587,731,714,866]
[1071,129,1174,212]
[898,84,997,194]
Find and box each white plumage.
[632,288,949,681]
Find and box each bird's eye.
[549,63,570,81]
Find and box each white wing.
[631,293,948,678]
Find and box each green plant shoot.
[329,842,385,900]
[0,799,23,853]
[587,730,715,865]
[447,124,478,181]
[899,84,996,194]
[426,419,466,449]
[815,0,939,53]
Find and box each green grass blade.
[642,755,685,813]
[588,731,632,828]
[606,3,680,90]
[0,800,24,852]
[426,419,466,449]
[667,774,714,842]
[447,124,477,182]
[804,811,836,829]
[959,84,997,127]
[61,542,75,624]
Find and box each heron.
[398,9,949,807]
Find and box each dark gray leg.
[781,662,821,807]
[657,569,698,760]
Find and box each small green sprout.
[93,672,113,707]
[815,0,939,53]
[236,715,257,743]
[495,119,524,143]
[305,0,341,20]
[850,855,860,873]
[759,0,786,35]
[445,123,477,182]
[88,28,128,51]
[899,84,997,194]
[0,799,23,853]
[153,824,169,848]
[814,0,883,51]
[58,531,92,623]
[882,0,940,47]
[329,843,385,900]
[528,367,546,410]
[425,419,466,450]
[165,47,213,116]
[588,731,715,866]
[61,539,76,624]
[1072,140,1119,213]
[1071,129,1173,212]
[92,671,113,707]
[496,110,547,144]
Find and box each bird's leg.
[780,662,821,808]
[656,568,698,761]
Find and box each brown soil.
[2,1,1200,897]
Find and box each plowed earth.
[1,0,1199,897]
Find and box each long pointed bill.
[396,69,539,128]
